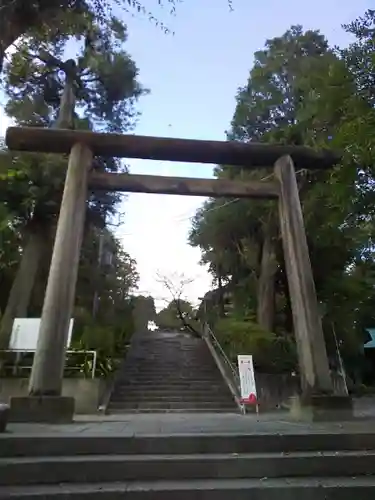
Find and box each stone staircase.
[107,330,238,413]
[1,431,375,497]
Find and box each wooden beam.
[88,172,279,198]
[5,127,341,169]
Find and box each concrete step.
[107,408,238,414]
[113,383,229,390]
[114,379,227,386]
[1,451,375,486]
[107,401,236,410]
[115,379,223,385]
[116,372,222,378]
[3,433,375,457]
[1,477,375,499]
[109,394,235,403]
[111,388,229,396]
[111,387,233,395]
[119,365,218,377]
[113,385,230,393]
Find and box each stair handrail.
[202,322,245,414]
[205,324,240,384]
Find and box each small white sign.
[238,354,257,404]
[9,318,74,352]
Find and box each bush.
[214,315,297,374]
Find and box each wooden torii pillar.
[5,126,351,422]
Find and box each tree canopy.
[0,0,234,73]
[0,6,144,374]
[190,12,375,381]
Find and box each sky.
[0,0,373,311]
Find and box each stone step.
[110,388,229,398]
[107,401,236,410]
[123,351,212,356]
[109,394,235,403]
[126,347,206,352]
[118,367,220,372]
[3,433,375,457]
[113,382,226,390]
[118,361,218,367]
[116,370,222,375]
[1,477,375,499]
[127,346,206,351]
[109,330,232,415]
[117,375,221,381]
[1,451,375,486]
[111,392,229,401]
[112,386,228,394]
[112,388,228,396]
[114,377,226,384]
[113,380,229,387]
[112,385,228,393]
[107,408,238,414]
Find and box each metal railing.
[202,323,245,414]
[205,324,240,384]
[0,350,97,379]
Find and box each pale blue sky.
[0,0,373,309]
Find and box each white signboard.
[237,354,257,404]
[9,318,74,352]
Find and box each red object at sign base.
[240,393,257,405]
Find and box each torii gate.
[5,126,352,422]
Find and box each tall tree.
[0,0,179,73]
[189,21,375,377]
[191,26,333,331]
[0,0,234,73]
[0,13,145,347]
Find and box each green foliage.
[0,4,143,366]
[190,12,375,379]
[0,10,146,236]
[0,0,236,78]
[156,299,195,331]
[215,314,297,374]
[132,295,156,331]
[68,323,132,377]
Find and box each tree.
[191,26,337,332]
[132,295,156,332]
[0,12,145,347]
[189,19,375,379]
[0,0,234,74]
[0,1,167,73]
[156,299,195,331]
[156,272,201,335]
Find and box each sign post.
[238,354,258,414]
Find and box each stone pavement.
[1,410,375,437]
[1,396,374,437]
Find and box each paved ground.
[2,411,375,437]
[1,397,375,437]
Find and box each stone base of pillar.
[9,396,74,423]
[0,403,10,432]
[290,394,354,422]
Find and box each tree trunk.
[0,223,47,349]
[53,61,76,129]
[257,216,277,332]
